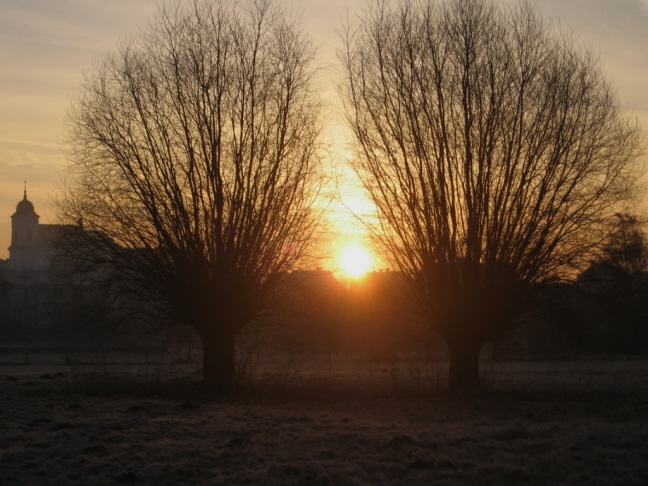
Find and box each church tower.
[8,187,45,271]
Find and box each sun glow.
[340,244,373,279]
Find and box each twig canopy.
[59,0,322,393]
[341,0,643,387]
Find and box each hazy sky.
[1,0,647,262]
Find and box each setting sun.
[340,244,373,279]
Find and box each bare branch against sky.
[341,0,644,389]
[0,0,647,264]
[58,0,322,396]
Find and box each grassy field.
[1,358,647,484]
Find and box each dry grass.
[1,360,647,485]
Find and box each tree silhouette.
[580,213,648,353]
[341,0,643,388]
[59,0,322,397]
[602,213,647,276]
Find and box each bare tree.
[59,0,322,397]
[602,213,647,275]
[341,0,644,388]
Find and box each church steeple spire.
[13,183,37,217]
[9,183,42,271]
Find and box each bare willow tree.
[341,0,643,388]
[59,0,322,396]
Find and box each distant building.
[0,191,179,351]
[7,189,75,272]
[0,190,104,342]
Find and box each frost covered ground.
[1,358,648,485]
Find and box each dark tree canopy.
[59,0,322,395]
[580,214,648,354]
[602,213,648,276]
[341,0,644,387]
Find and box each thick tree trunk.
[200,329,237,399]
[447,337,483,390]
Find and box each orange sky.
[1,0,647,270]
